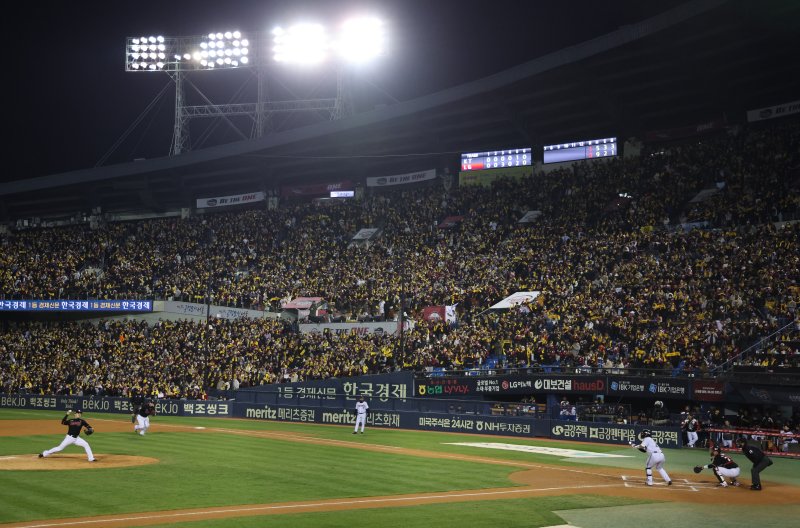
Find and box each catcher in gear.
[38,409,96,462]
[630,429,672,486]
[693,445,741,487]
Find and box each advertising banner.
[607,377,690,399]
[0,394,230,417]
[196,191,265,209]
[0,300,153,312]
[549,422,682,448]
[728,383,800,406]
[281,181,352,197]
[415,415,533,436]
[415,374,606,398]
[692,380,726,402]
[644,118,726,142]
[238,402,403,429]
[237,372,414,408]
[366,169,436,187]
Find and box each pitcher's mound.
[0,454,159,471]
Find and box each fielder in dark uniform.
[129,389,146,424]
[134,401,156,435]
[39,409,96,462]
[736,437,773,490]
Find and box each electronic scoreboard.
[542,137,617,164]
[460,147,531,172]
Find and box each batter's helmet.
[638,429,652,440]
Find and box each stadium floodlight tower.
[124,17,385,156]
[272,16,386,120]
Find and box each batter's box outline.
[620,475,722,492]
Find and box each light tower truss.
[126,32,347,155]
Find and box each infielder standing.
[134,401,156,435]
[39,409,96,462]
[631,429,672,486]
[353,395,368,434]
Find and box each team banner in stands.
[366,169,436,187]
[421,305,457,324]
[489,291,541,310]
[0,300,153,312]
[352,228,380,240]
[298,321,406,336]
[607,377,690,399]
[746,100,800,122]
[281,181,352,197]
[196,191,265,209]
[0,394,230,417]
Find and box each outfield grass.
[143,495,647,528]
[2,408,798,527]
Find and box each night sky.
[5,0,686,181]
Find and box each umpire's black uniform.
[740,441,773,490]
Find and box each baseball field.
[1,408,798,528]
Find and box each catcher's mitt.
[84,427,94,436]
[693,465,703,474]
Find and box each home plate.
[194,427,206,430]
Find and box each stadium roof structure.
[1,0,798,221]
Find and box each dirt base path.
[2,417,799,527]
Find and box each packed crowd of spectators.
[1,119,799,397]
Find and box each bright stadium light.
[125,30,250,72]
[334,17,384,63]
[272,23,328,64]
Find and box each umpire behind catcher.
[736,437,773,490]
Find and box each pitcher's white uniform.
[40,410,96,462]
[633,431,671,486]
[354,397,368,434]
